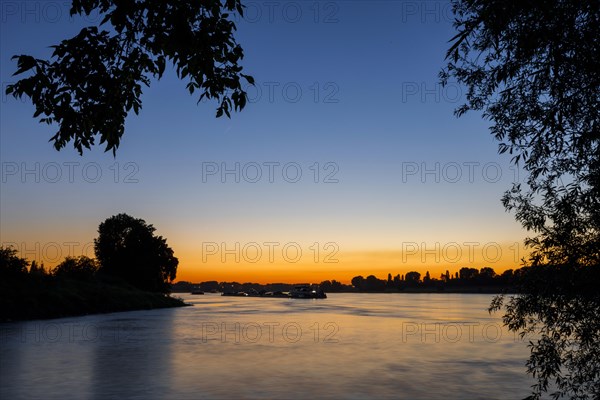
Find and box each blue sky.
[0,1,528,282]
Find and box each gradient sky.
[0,1,529,283]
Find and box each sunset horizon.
[1,237,527,285]
[2,1,596,398]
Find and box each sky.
[0,1,529,283]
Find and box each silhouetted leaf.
[6,0,250,154]
[241,73,254,85]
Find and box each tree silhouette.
[443,0,600,397]
[351,275,365,290]
[94,213,178,293]
[29,260,40,274]
[458,267,478,281]
[478,267,496,284]
[53,256,98,280]
[365,275,386,292]
[423,271,431,284]
[0,247,29,278]
[404,271,421,285]
[499,269,514,285]
[6,0,253,154]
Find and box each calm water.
[0,293,533,399]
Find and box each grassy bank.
[0,276,188,322]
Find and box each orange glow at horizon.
[2,239,528,285]
[174,241,528,284]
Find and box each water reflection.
[90,312,176,400]
[0,294,532,399]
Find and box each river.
[0,293,533,399]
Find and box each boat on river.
[289,285,327,299]
[219,285,327,298]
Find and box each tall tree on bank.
[442,0,599,398]
[94,213,178,293]
[6,0,253,154]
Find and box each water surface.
[0,293,533,399]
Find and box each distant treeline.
[173,266,523,294]
[346,266,520,293]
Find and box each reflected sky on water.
[0,294,533,399]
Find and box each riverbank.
[0,277,188,322]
